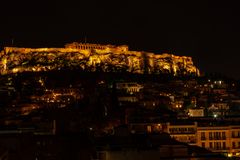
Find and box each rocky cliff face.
[0,44,199,76]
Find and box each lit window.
[232,142,236,148]
[209,142,213,148]
[201,132,205,140]
[223,142,226,149]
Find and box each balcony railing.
[209,147,229,150]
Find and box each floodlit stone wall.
[0,43,199,76]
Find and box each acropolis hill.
[0,42,200,76]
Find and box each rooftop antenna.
[11,38,14,46]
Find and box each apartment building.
[197,125,240,157]
[164,122,197,145]
[163,122,240,157]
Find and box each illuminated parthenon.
[65,42,129,52]
[0,42,200,76]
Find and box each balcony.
[213,147,229,151]
[209,147,229,151]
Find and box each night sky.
[1,1,240,78]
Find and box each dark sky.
[1,1,240,78]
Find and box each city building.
[197,125,240,157]
[208,102,230,117]
[133,121,240,158]
[164,122,197,145]
[188,108,205,117]
[116,82,143,94]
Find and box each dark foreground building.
[0,131,226,160]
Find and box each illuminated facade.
[116,82,143,94]
[188,108,205,117]
[0,42,200,75]
[165,122,197,145]
[65,42,129,52]
[163,122,240,157]
[197,125,240,157]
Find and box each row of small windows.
[201,131,240,139]
[201,142,240,149]
[202,142,226,149]
[169,127,195,133]
[201,132,226,139]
